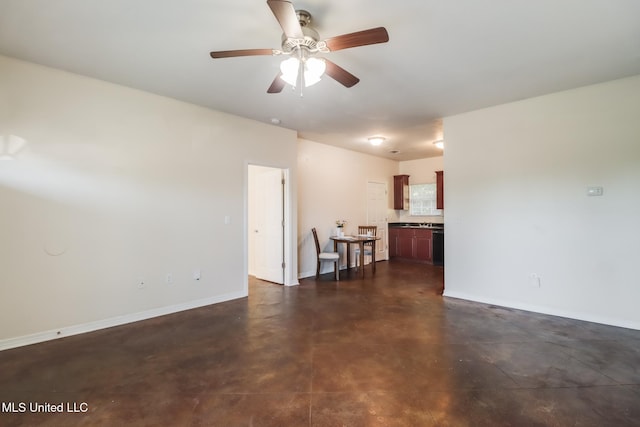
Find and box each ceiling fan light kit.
[209,0,389,93]
[303,57,326,85]
[279,53,326,88]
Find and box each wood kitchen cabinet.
[388,228,399,257]
[415,230,432,261]
[397,228,415,258]
[393,175,410,210]
[389,227,432,262]
[436,171,444,210]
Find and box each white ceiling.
[1,0,639,161]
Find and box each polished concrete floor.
[2,260,640,426]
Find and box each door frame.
[366,180,389,261]
[249,165,284,284]
[244,162,295,294]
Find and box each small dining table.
[330,234,381,278]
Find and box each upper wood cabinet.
[435,171,444,210]
[393,175,410,210]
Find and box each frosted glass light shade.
[280,57,299,86]
[279,56,326,88]
[304,57,326,87]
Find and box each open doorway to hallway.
[247,165,286,285]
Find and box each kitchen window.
[409,183,442,216]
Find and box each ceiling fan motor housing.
[281,10,320,53]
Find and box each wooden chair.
[311,228,340,280]
[355,225,377,270]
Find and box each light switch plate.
[587,186,603,196]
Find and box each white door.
[367,181,388,261]
[252,166,284,284]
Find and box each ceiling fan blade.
[324,59,360,88]
[323,27,389,52]
[267,74,286,93]
[267,0,304,39]
[210,49,275,59]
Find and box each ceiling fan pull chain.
[298,48,304,97]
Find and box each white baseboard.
[0,290,246,351]
[298,262,371,280]
[298,269,344,280]
[298,270,315,279]
[443,290,640,331]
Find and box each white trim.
[245,162,297,287]
[443,290,640,331]
[0,290,246,351]
[282,169,299,287]
[298,270,315,280]
[298,264,352,280]
[366,180,389,261]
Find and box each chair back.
[311,227,321,255]
[358,226,377,246]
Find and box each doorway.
[248,165,286,285]
[367,181,389,261]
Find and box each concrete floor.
[1,260,640,426]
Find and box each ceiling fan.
[209,0,389,93]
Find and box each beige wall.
[0,55,298,348]
[297,138,398,277]
[444,74,640,329]
[394,156,444,223]
[399,157,444,184]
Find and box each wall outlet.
[137,279,145,289]
[193,269,201,281]
[166,273,173,284]
[529,273,541,288]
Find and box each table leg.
[333,240,340,279]
[346,242,351,271]
[359,242,365,278]
[372,241,377,273]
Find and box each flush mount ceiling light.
[433,140,444,149]
[368,136,385,146]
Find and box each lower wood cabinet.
[398,228,415,258]
[389,228,432,262]
[415,231,432,261]
[389,228,399,257]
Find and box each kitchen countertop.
[389,222,444,230]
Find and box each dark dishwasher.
[432,230,444,266]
